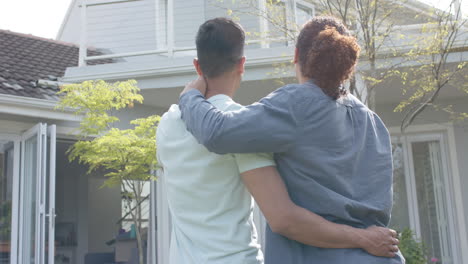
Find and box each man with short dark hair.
[156,18,398,264]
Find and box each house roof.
[0,29,108,100]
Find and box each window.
[0,141,14,264]
[295,1,314,27]
[390,134,460,263]
[260,0,315,48]
[121,180,151,231]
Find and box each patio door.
[17,123,56,264]
[391,133,461,264]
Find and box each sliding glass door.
[391,133,460,264]
[0,137,19,264]
[16,123,56,264]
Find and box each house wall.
[173,0,204,48]
[87,177,122,253]
[57,0,81,44]
[58,0,265,61]
[114,103,165,129]
[376,97,468,254]
[86,0,157,54]
[0,100,161,262]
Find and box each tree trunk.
[367,60,377,111]
[128,194,144,264]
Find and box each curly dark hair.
[296,16,361,99]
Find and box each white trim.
[34,124,45,264]
[296,0,315,15]
[438,133,460,263]
[167,0,174,55]
[86,49,166,60]
[446,125,468,263]
[149,178,157,264]
[0,119,81,138]
[56,0,79,40]
[79,0,87,67]
[63,53,293,82]
[9,140,20,264]
[388,0,439,20]
[84,46,196,61]
[156,170,171,264]
[47,125,56,264]
[403,138,422,237]
[286,0,296,46]
[389,124,466,263]
[0,94,81,122]
[295,0,315,26]
[388,123,453,134]
[17,131,25,264]
[83,0,141,7]
[155,0,162,50]
[0,94,58,109]
[258,0,269,49]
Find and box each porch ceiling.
[139,78,293,109]
[374,61,468,106]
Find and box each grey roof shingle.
[0,29,111,100]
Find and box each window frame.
[258,0,315,48]
[120,180,151,231]
[294,0,315,26]
[389,124,466,263]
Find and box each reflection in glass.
[0,141,14,264]
[296,5,313,27]
[412,141,452,264]
[22,136,38,264]
[389,143,410,231]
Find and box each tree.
[212,0,467,131]
[393,2,468,131]
[211,0,402,109]
[317,0,402,109]
[56,80,160,264]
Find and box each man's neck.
[204,74,240,99]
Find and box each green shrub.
[399,228,427,264]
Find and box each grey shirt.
[179,80,404,264]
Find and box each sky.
[0,0,72,39]
[0,0,466,40]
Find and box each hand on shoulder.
[181,76,207,96]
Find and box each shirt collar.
[207,94,233,109]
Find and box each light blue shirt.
[156,94,275,264]
[179,80,405,264]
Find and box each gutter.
[0,94,81,122]
[62,53,294,83]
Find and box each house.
[1,0,467,263]
[0,30,156,264]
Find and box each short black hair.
[195,17,245,78]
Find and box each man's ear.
[193,58,203,76]
[293,48,299,64]
[238,56,246,75]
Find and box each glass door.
[0,137,20,264]
[17,123,56,264]
[390,133,460,264]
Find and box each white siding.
[57,0,82,44]
[205,0,261,49]
[173,0,205,48]
[86,0,157,54]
